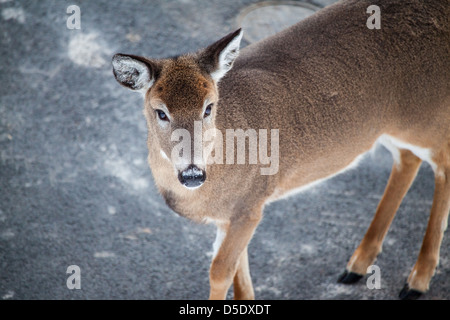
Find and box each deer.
[111,0,449,300]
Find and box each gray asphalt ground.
[0,0,449,300]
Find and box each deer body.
[113,0,450,300]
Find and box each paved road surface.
[0,0,448,300]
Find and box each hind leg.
[233,247,254,300]
[400,158,450,299]
[339,149,422,283]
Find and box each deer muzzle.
[178,164,206,189]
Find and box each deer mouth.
[178,164,206,189]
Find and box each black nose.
[178,165,206,188]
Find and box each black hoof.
[337,270,363,284]
[399,284,423,300]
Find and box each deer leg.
[400,164,450,299]
[233,247,254,300]
[339,149,422,283]
[209,212,261,300]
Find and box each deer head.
[112,29,243,189]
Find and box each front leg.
[209,212,262,300]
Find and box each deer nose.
[178,165,206,188]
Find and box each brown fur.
[113,0,450,299]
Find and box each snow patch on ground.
[2,7,25,24]
[94,251,116,258]
[104,158,149,191]
[68,33,111,68]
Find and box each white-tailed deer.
[112,0,449,299]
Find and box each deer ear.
[198,29,243,83]
[112,54,158,95]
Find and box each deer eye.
[156,109,168,121]
[203,104,213,118]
